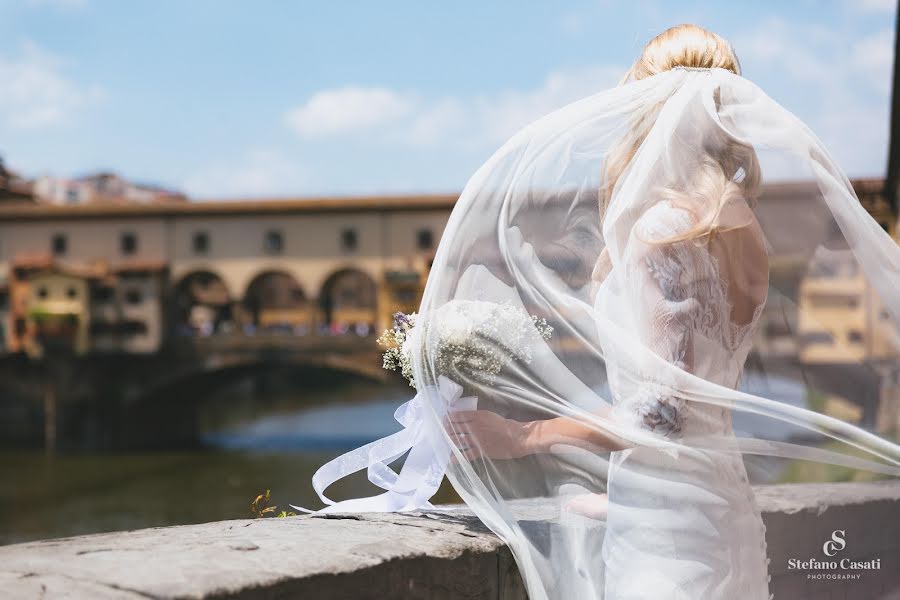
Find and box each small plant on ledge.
[250,489,296,519]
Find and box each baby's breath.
[378,302,553,389]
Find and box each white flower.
[437,307,473,346]
[379,300,553,389]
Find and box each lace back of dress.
[612,198,769,437]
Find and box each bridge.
[0,330,393,452]
[0,185,896,451]
[174,332,386,382]
[0,194,453,358]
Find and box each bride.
[301,24,900,599]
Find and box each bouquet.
[378,300,553,389]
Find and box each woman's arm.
[527,411,632,453]
[445,208,705,462]
[446,407,631,462]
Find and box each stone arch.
[241,269,310,331]
[172,270,233,335]
[318,268,378,334]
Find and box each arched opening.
[172,270,233,336]
[242,270,310,334]
[318,268,377,336]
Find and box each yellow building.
[27,266,92,356]
[0,185,894,362]
[797,250,897,364]
[0,195,450,346]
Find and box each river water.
[0,369,829,546]
[0,374,463,546]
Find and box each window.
[91,287,114,302]
[264,230,283,255]
[800,331,834,345]
[416,228,434,250]
[809,294,858,309]
[66,286,78,299]
[120,320,149,335]
[192,231,209,255]
[120,271,149,281]
[393,289,416,303]
[121,232,138,255]
[90,321,115,336]
[90,320,148,336]
[124,289,143,305]
[341,228,358,251]
[37,286,48,299]
[51,233,67,256]
[847,330,864,343]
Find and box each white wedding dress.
[602,199,771,599]
[301,67,900,600]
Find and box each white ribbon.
[292,375,477,514]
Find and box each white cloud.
[735,19,893,177]
[285,87,414,137]
[735,18,833,83]
[738,18,895,94]
[201,66,626,198]
[0,40,102,129]
[183,149,309,199]
[259,19,893,195]
[472,66,623,146]
[285,65,623,151]
[852,28,895,94]
[852,0,897,13]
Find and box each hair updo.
[599,24,759,244]
[621,23,741,83]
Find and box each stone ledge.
[1,481,899,599]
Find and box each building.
[32,172,186,206]
[0,275,8,353]
[6,255,54,355]
[0,157,34,203]
[90,262,167,354]
[0,186,895,365]
[748,179,899,365]
[0,194,450,352]
[27,264,93,356]
[6,255,167,357]
[798,249,897,363]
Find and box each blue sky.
[0,0,895,199]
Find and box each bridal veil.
[303,65,900,598]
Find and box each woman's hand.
[445,410,537,461]
[563,493,609,520]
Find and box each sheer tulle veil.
[300,40,900,600]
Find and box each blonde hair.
[599,24,760,244]
[620,23,741,84]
